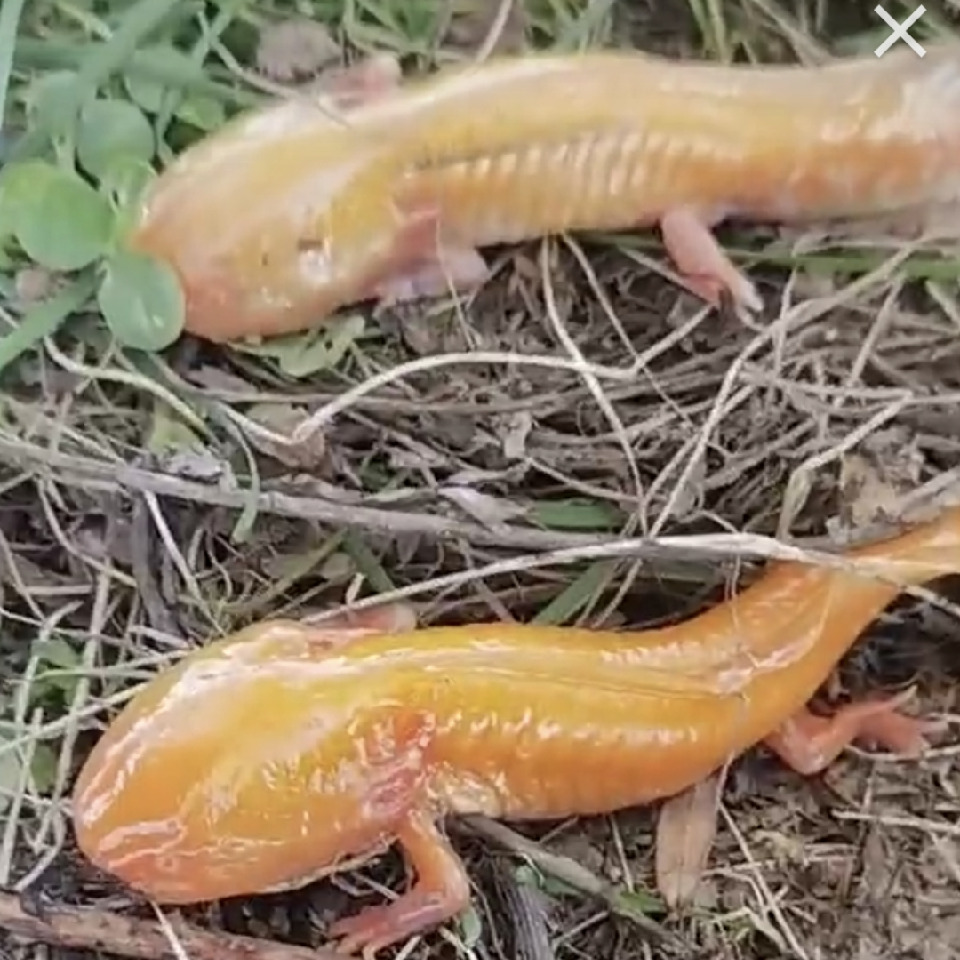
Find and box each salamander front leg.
[763,690,937,776]
[316,53,402,108]
[373,246,491,305]
[298,603,419,650]
[244,604,418,656]
[659,208,762,313]
[328,807,472,956]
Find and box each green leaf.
[71,0,185,102]
[77,98,156,179]
[0,275,97,375]
[530,497,624,531]
[30,743,60,796]
[0,734,21,814]
[145,402,204,455]
[10,39,262,126]
[233,314,365,378]
[2,160,115,270]
[99,155,156,214]
[342,531,395,593]
[0,160,58,231]
[31,637,83,702]
[532,559,618,626]
[97,248,184,351]
[612,887,665,917]
[0,734,59,811]
[122,44,199,113]
[174,94,226,132]
[456,904,483,948]
[515,863,580,898]
[0,161,36,240]
[24,70,84,139]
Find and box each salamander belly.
[421,673,760,820]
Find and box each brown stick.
[0,890,342,960]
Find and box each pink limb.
[763,690,937,776]
[373,245,490,304]
[293,602,419,653]
[316,54,403,109]
[328,807,471,956]
[354,196,490,309]
[659,208,762,312]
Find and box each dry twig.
[0,890,339,960]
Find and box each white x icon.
[875,5,927,57]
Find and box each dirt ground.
[3,1,960,959]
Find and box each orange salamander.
[71,508,959,954]
[127,40,960,343]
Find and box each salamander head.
[125,194,332,345]
[123,95,383,344]
[71,626,424,903]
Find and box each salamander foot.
[763,688,939,776]
[659,207,762,313]
[327,808,471,957]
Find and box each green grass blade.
[0,275,98,375]
[0,0,27,129]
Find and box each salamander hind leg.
[328,807,472,956]
[659,208,762,313]
[763,690,938,776]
